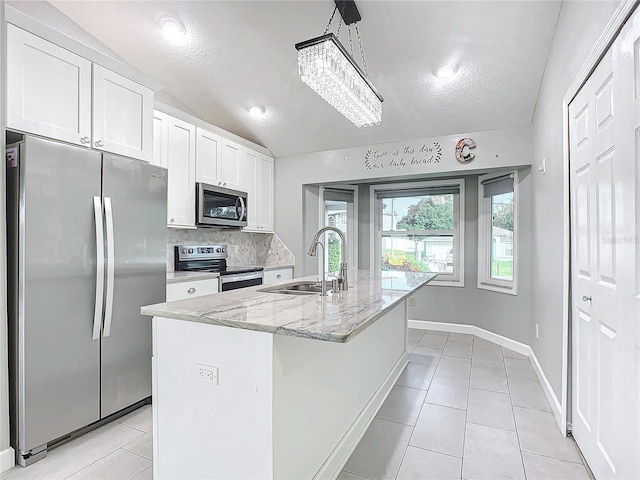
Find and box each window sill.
[477,281,517,296]
[429,278,464,288]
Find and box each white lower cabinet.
[166,278,219,302]
[263,268,293,285]
[153,111,196,228]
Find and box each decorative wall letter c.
[455,138,476,164]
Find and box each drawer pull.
[188,287,196,294]
[276,274,281,279]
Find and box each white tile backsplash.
[166,228,294,271]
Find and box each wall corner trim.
[408,320,564,433]
[1,447,15,473]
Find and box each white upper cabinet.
[243,149,274,233]
[195,128,221,186]
[92,65,153,161]
[7,25,153,162]
[7,24,92,147]
[155,111,196,228]
[219,139,243,191]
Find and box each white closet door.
[92,64,153,161]
[6,24,92,146]
[569,7,640,479]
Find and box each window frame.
[477,170,518,295]
[318,185,359,276]
[370,179,465,288]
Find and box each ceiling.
[50,1,562,158]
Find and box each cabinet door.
[242,149,259,231]
[195,128,221,186]
[92,64,153,161]
[220,140,243,190]
[6,24,92,146]
[152,111,169,169]
[259,155,274,232]
[166,116,196,228]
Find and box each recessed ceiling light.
[436,64,458,79]
[248,105,266,118]
[161,17,186,43]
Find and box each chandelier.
[295,1,383,127]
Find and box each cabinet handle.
[276,274,281,279]
[187,287,196,294]
[170,218,175,223]
[218,182,222,186]
[95,140,104,148]
[223,182,226,186]
[80,136,90,144]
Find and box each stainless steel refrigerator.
[6,135,167,466]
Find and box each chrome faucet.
[307,226,348,291]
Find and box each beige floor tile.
[396,446,462,480]
[522,452,590,480]
[132,466,153,480]
[435,356,471,380]
[447,332,474,344]
[396,363,436,390]
[470,365,509,393]
[376,386,427,426]
[408,328,426,341]
[123,432,153,460]
[117,405,153,433]
[418,334,448,349]
[66,449,151,480]
[3,423,144,480]
[343,418,412,480]
[509,378,551,412]
[425,375,469,410]
[467,388,515,431]
[462,423,525,480]
[504,357,538,381]
[514,407,582,463]
[410,403,466,458]
[472,337,502,352]
[471,348,504,369]
[502,347,528,360]
[443,341,473,359]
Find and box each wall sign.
[364,142,442,172]
[455,138,476,164]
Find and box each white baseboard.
[1,447,15,473]
[314,352,409,480]
[408,319,564,432]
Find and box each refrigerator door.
[9,136,102,454]
[100,154,167,417]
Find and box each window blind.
[481,174,514,197]
[323,188,354,203]
[375,185,460,199]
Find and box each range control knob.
[189,248,194,254]
[182,248,187,254]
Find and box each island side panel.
[153,317,274,480]
[273,301,408,480]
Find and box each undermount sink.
[258,281,323,295]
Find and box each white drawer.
[166,279,219,301]
[263,268,293,285]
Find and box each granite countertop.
[144,270,436,343]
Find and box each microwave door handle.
[92,196,105,340]
[239,196,246,221]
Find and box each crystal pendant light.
[295,3,383,127]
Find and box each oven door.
[219,271,263,292]
[196,183,247,227]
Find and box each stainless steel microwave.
[196,183,247,228]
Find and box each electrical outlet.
[536,324,539,339]
[196,363,218,384]
[408,296,416,306]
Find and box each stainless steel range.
[174,245,264,292]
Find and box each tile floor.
[2,329,591,480]
[339,329,592,480]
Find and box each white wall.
[275,127,533,344]
[530,0,622,400]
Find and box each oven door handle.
[219,272,263,284]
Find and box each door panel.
[100,154,167,417]
[569,7,640,479]
[16,137,101,451]
[195,127,222,186]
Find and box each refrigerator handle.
[103,197,115,337]
[92,197,105,340]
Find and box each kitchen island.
[141,270,435,480]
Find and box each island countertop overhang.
[141,270,436,343]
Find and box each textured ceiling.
[50,1,561,158]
